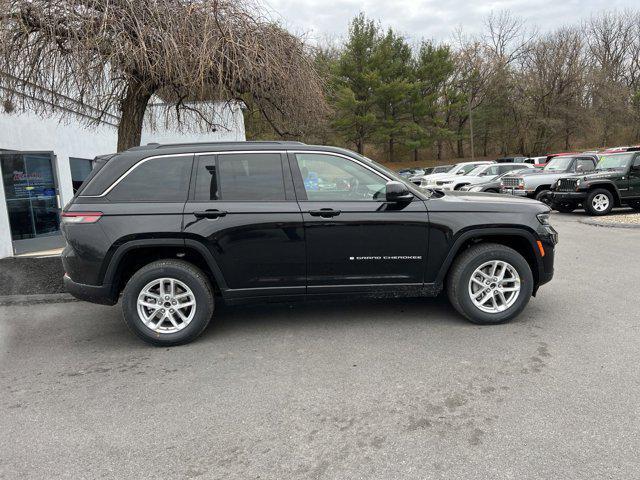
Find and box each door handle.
[309,208,341,218]
[193,209,227,219]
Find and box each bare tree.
[519,28,587,152]
[0,0,328,151]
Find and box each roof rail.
[126,140,306,152]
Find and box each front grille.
[557,178,578,191]
[502,177,520,187]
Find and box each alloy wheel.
[136,278,196,333]
[468,260,521,314]
[592,193,610,212]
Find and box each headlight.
[537,213,551,225]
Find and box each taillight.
[61,212,103,224]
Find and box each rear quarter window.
[107,155,193,202]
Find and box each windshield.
[543,157,573,172]
[596,153,634,170]
[466,165,486,176]
[456,164,482,175]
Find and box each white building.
[0,93,245,258]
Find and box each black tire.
[485,188,499,193]
[121,259,214,346]
[584,188,614,216]
[446,243,534,325]
[552,203,575,213]
[535,189,551,204]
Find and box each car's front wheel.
[585,188,614,216]
[535,189,551,204]
[446,243,534,324]
[121,260,214,346]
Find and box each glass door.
[1,152,60,240]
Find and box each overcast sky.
[265,0,638,45]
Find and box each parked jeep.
[500,154,598,202]
[62,141,557,346]
[548,151,640,215]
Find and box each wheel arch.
[435,227,542,288]
[534,184,552,194]
[586,182,621,206]
[102,238,228,299]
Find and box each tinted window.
[195,153,285,201]
[70,158,94,194]
[576,158,595,172]
[295,153,387,201]
[194,155,218,201]
[633,155,640,167]
[484,165,500,176]
[108,156,192,202]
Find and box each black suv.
[548,151,640,215]
[62,142,557,346]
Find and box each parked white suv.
[410,161,495,188]
[433,163,535,190]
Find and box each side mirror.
[385,181,413,203]
[456,171,465,175]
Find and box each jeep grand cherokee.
[62,141,557,346]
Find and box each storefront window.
[1,152,60,240]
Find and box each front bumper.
[500,188,530,197]
[548,191,587,203]
[63,274,117,306]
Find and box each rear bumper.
[63,274,117,306]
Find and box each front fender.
[431,226,543,285]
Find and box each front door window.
[294,153,387,201]
[1,153,59,240]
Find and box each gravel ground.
[0,256,65,295]
[1,212,639,480]
[587,212,640,225]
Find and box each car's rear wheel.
[446,243,534,324]
[122,260,214,346]
[585,189,613,216]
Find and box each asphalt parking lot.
[1,212,639,480]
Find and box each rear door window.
[107,155,193,202]
[194,153,286,201]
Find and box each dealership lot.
[1,212,639,480]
